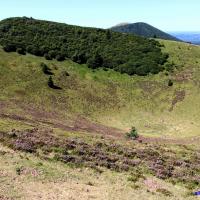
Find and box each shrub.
[48,50,57,59]
[44,53,52,60]
[48,76,54,88]
[87,53,103,69]
[16,48,26,55]
[41,63,53,75]
[26,45,41,56]
[126,127,139,139]
[48,76,61,89]
[56,54,65,61]
[168,79,173,87]
[16,166,23,175]
[3,44,16,52]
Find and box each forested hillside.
[0,17,170,76]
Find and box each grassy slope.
[1,143,197,200]
[1,41,200,199]
[1,40,200,138]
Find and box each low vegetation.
[126,127,139,139]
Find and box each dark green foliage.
[3,43,16,52]
[48,76,54,88]
[72,52,87,64]
[48,50,57,59]
[165,62,175,72]
[111,22,180,41]
[56,54,65,61]
[168,79,173,87]
[16,48,26,55]
[44,53,52,60]
[0,17,170,76]
[41,62,53,75]
[48,76,61,89]
[126,127,139,139]
[87,53,103,69]
[26,45,41,56]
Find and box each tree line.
[0,17,170,76]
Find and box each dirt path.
[1,112,200,145]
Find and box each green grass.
[1,41,200,138]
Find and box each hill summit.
[111,22,180,41]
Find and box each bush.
[48,76,61,89]
[56,54,65,61]
[48,76,54,88]
[26,45,41,56]
[16,48,26,55]
[87,53,103,69]
[3,44,16,52]
[168,79,173,87]
[126,127,139,139]
[41,63,53,75]
[44,53,52,60]
[72,52,87,64]
[48,50,57,59]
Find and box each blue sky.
[1,0,200,31]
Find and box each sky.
[0,0,200,32]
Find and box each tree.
[44,53,52,60]
[48,50,57,59]
[41,63,53,75]
[48,76,54,88]
[3,44,16,52]
[87,53,103,69]
[72,52,87,64]
[56,54,65,61]
[168,79,173,87]
[126,127,139,140]
[16,48,26,55]
[0,17,169,76]
[106,30,112,40]
[26,45,41,56]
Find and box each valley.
[0,18,200,200]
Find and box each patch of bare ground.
[22,181,109,200]
[0,112,124,139]
[138,135,200,145]
[169,90,186,111]
[174,69,193,82]
[0,196,13,200]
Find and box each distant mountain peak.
[110,22,180,41]
[111,22,131,28]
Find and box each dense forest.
[0,17,170,76]
[111,22,180,42]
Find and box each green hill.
[1,39,200,199]
[1,18,200,199]
[0,39,200,138]
[0,17,170,76]
[111,22,180,41]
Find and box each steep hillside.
[111,22,180,41]
[0,17,169,76]
[0,39,200,138]
[1,39,200,199]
